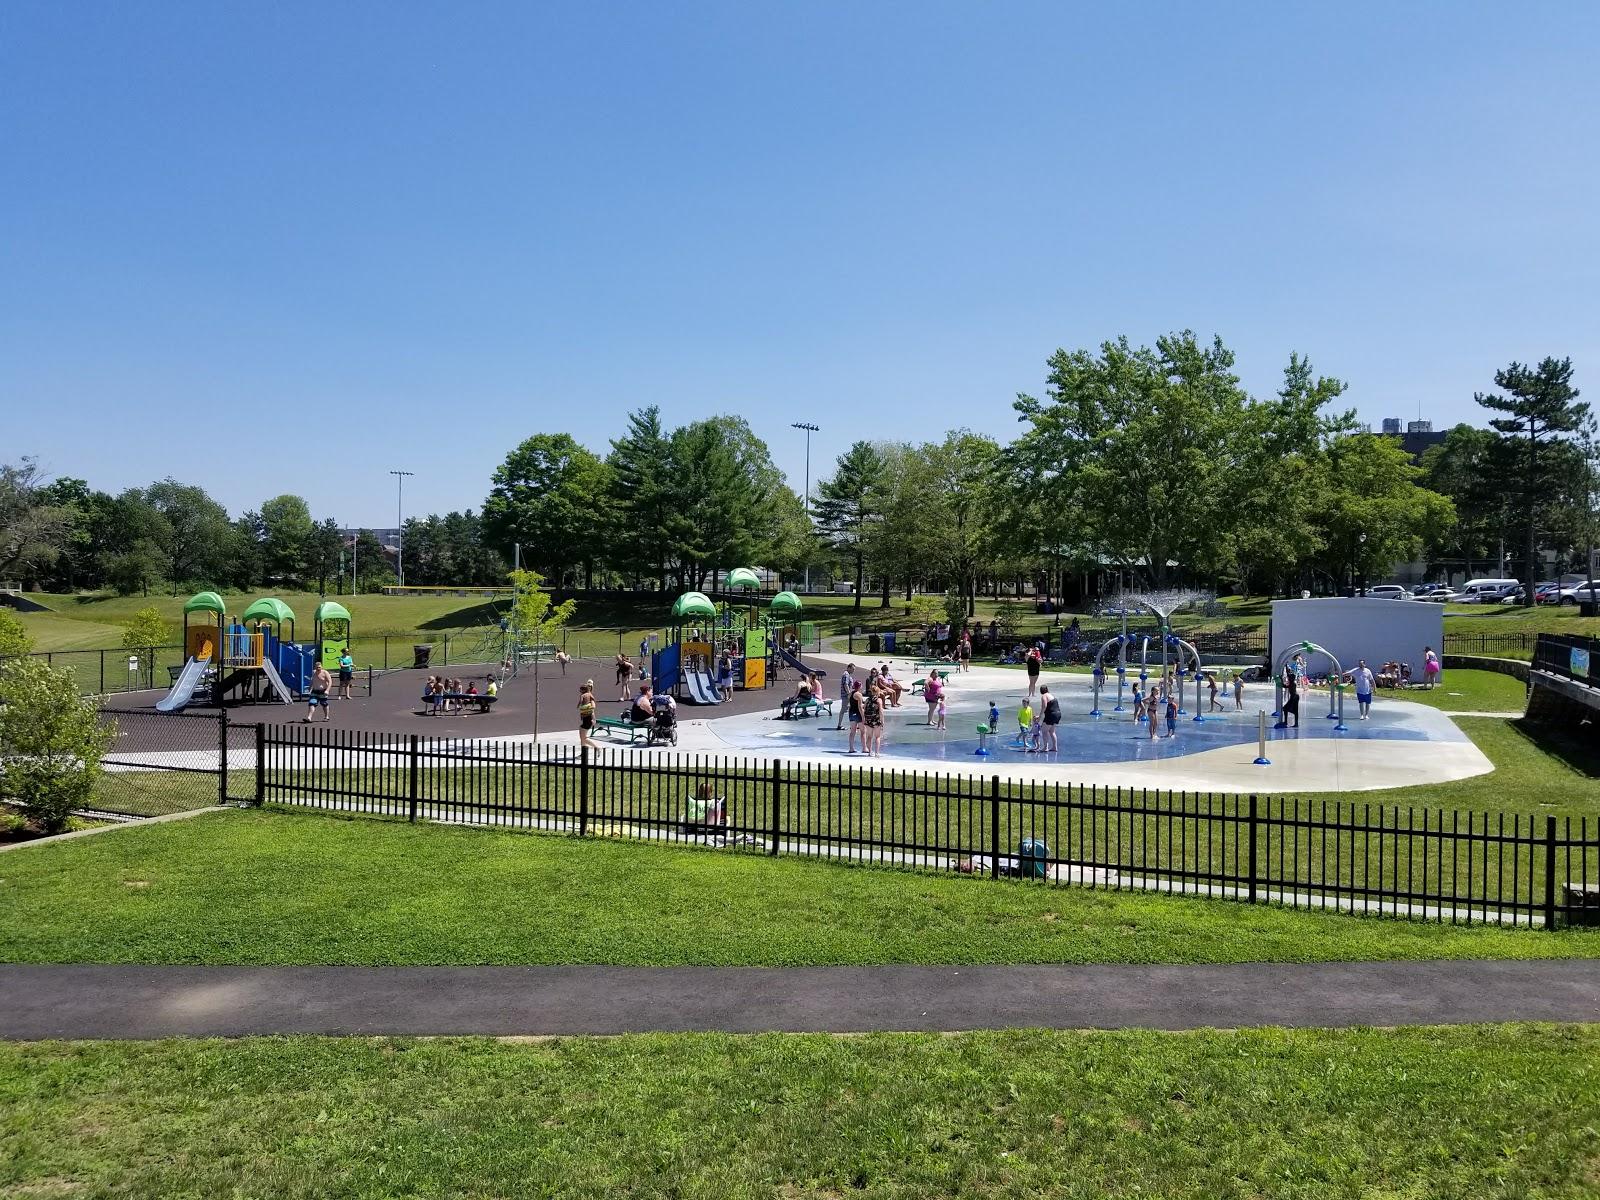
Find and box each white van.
[1459,578,1520,603]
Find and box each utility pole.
[390,470,414,587]
[791,422,819,593]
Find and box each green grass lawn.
[3,1026,1597,1199]
[1330,717,1598,819]
[2,808,1594,967]
[1376,668,1528,712]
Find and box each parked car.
[1421,587,1460,603]
[1410,583,1440,596]
[1557,583,1600,606]
[1366,585,1410,600]
[1457,578,1522,604]
[1533,582,1563,604]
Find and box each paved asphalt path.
[2,960,1597,1040]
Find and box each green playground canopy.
[769,590,802,615]
[182,591,225,617]
[242,597,296,625]
[315,601,352,625]
[726,567,760,591]
[671,591,717,620]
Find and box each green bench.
[784,697,835,720]
[597,716,651,744]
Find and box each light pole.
[791,422,819,593]
[390,470,414,587]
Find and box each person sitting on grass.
[685,780,726,833]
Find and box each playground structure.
[156,592,356,713]
[650,578,822,705]
[1088,595,1208,721]
[1273,640,1349,731]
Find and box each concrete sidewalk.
[2,960,1597,1040]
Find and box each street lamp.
[390,470,414,587]
[791,422,819,594]
[1357,531,1367,597]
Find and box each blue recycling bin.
[884,631,897,652]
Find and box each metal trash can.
[868,633,881,655]
[413,644,432,669]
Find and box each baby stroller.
[647,695,679,747]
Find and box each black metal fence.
[252,724,1600,929]
[88,707,255,818]
[1533,634,1600,689]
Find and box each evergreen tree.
[1476,357,1588,604]
[813,441,886,609]
[606,407,674,588]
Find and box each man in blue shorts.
[1349,659,1376,721]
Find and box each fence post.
[253,722,266,806]
[407,734,420,823]
[579,745,590,836]
[1543,815,1558,930]
[384,636,389,671]
[1247,794,1259,904]
[217,707,229,806]
[990,774,1002,879]
[443,634,450,665]
[769,759,782,856]
[100,650,105,695]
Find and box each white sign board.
[1270,598,1444,674]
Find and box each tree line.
[4,334,1592,605]
[0,468,496,596]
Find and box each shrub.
[0,657,114,833]
[0,609,32,658]
[121,607,169,652]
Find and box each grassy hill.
[9,588,1597,656]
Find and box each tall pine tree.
[1475,358,1587,604]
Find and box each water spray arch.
[1272,640,1348,731]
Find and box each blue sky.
[4,2,1597,526]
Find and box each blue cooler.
[1018,838,1050,879]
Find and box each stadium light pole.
[792,422,819,594]
[390,470,414,587]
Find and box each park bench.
[910,671,947,696]
[418,692,498,715]
[597,715,652,743]
[783,697,835,720]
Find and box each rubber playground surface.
[102,653,1492,793]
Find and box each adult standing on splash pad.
[1025,645,1042,699]
[1348,659,1376,720]
[1279,662,1300,728]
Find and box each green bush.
[121,606,169,652]
[0,609,32,658]
[0,657,114,832]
